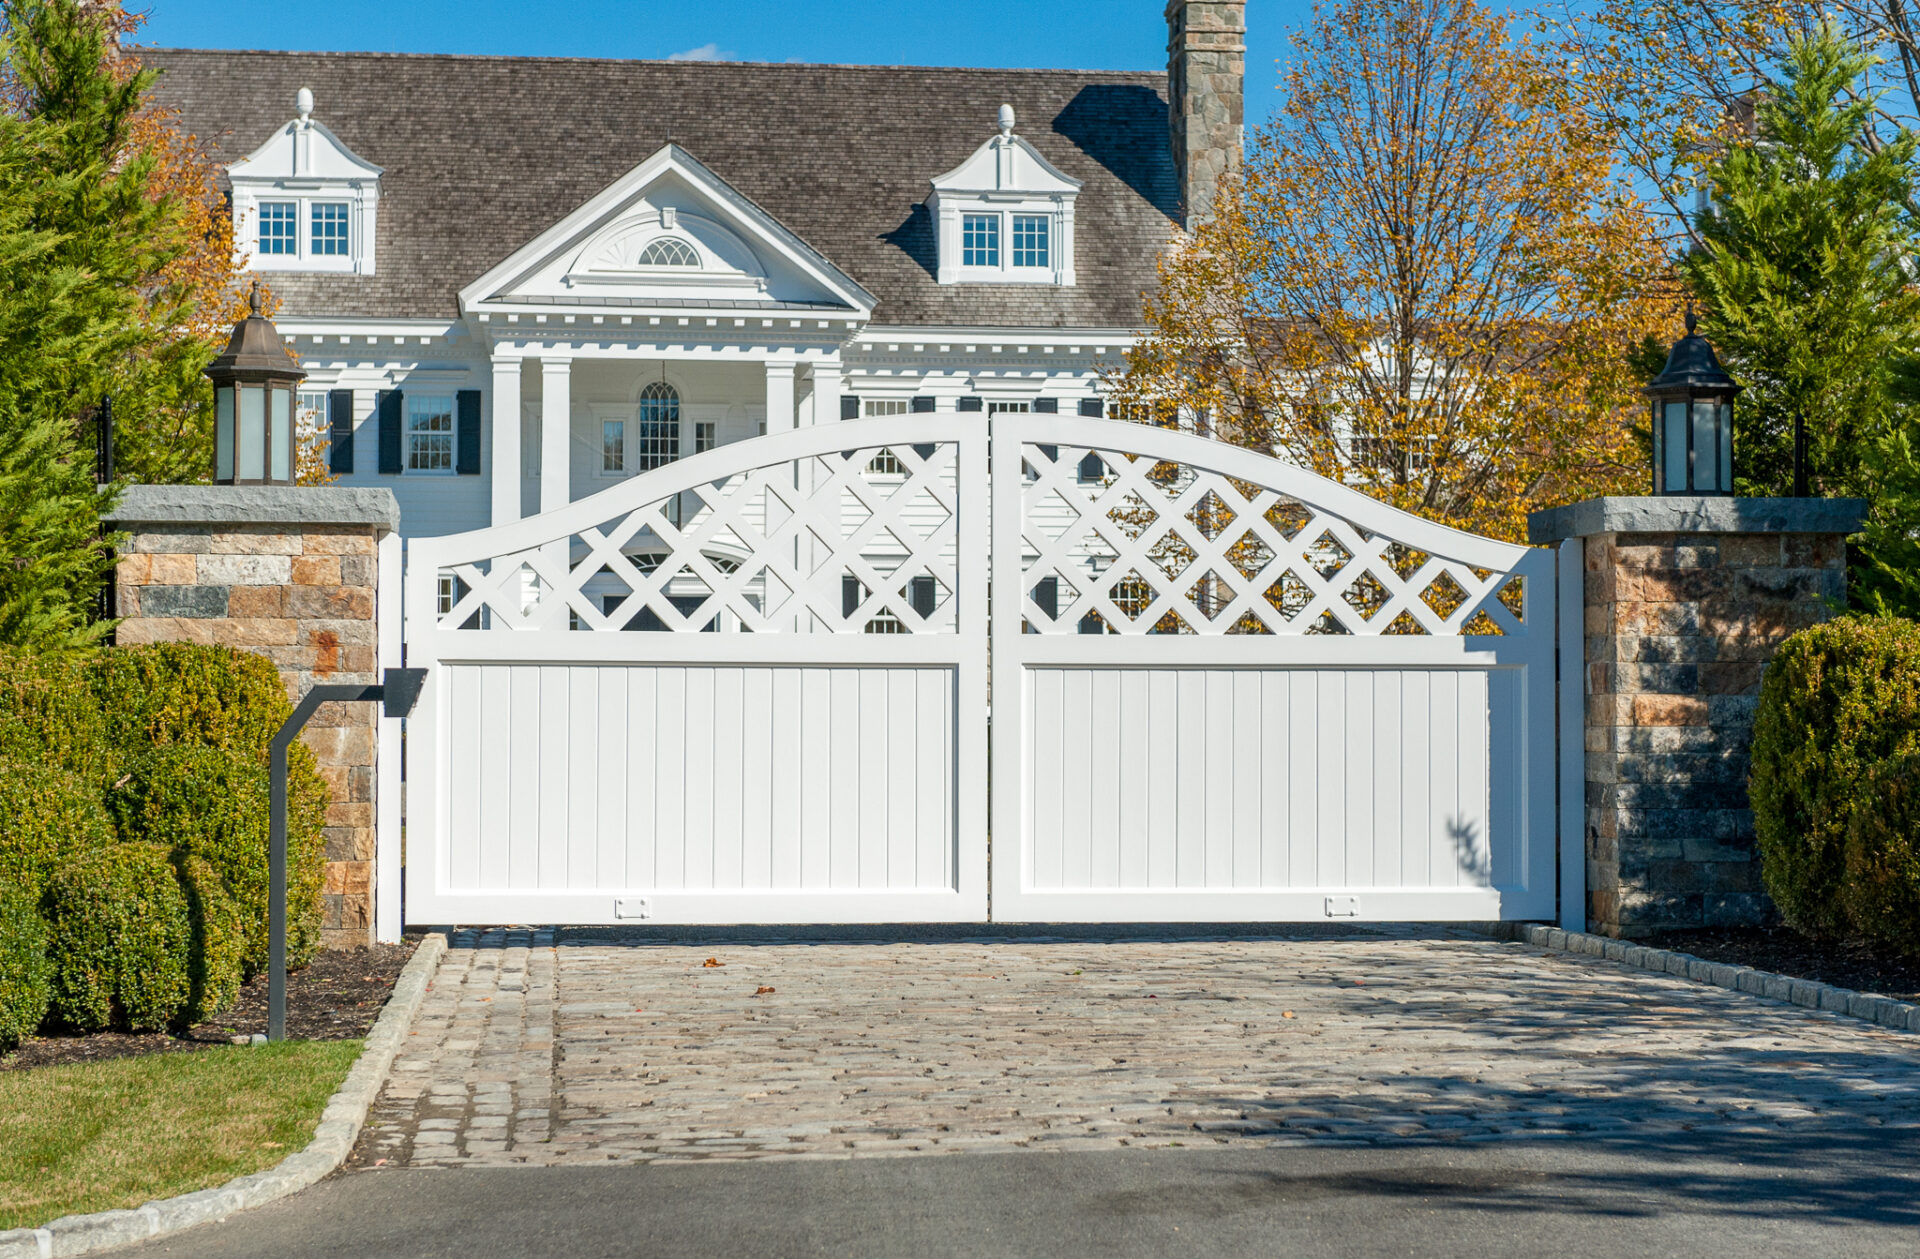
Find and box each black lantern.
[1645,310,1741,496]
[205,282,304,485]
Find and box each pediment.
[931,132,1081,197]
[460,145,874,316]
[229,117,382,184]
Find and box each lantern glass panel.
[1663,401,1688,493]
[270,386,292,482]
[1691,398,1718,490]
[1717,401,1734,492]
[239,385,266,481]
[215,386,234,482]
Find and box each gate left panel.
[403,417,988,925]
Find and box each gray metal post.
[265,671,425,1042]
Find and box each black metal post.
[264,670,425,1041]
[95,395,114,484]
[1792,411,1809,498]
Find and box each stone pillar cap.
[107,485,399,533]
[1527,495,1866,545]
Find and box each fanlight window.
[636,237,700,268]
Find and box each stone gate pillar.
[107,486,402,949]
[1528,497,1866,937]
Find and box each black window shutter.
[1033,577,1059,619]
[913,443,936,460]
[1079,398,1105,418]
[957,396,983,413]
[455,390,482,475]
[840,395,860,420]
[1033,397,1059,413]
[909,575,937,618]
[842,575,862,618]
[377,390,404,474]
[1078,452,1106,481]
[327,389,355,474]
[910,396,935,413]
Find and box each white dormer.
[928,104,1080,286]
[228,88,382,275]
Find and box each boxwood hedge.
[0,649,112,782]
[0,881,50,1051]
[1750,615,1920,936]
[0,759,116,899]
[43,845,192,1033]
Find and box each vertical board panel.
[799,668,830,887]
[1260,671,1289,888]
[1400,671,1432,886]
[1316,671,1347,888]
[1455,670,1491,886]
[1173,671,1205,885]
[536,666,570,888]
[915,669,950,888]
[1230,672,1262,888]
[1061,670,1094,889]
[856,670,888,887]
[507,667,541,888]
[1488,668,1521,888]
[1117,671,1149,887]
[682,668,715,889]
[1031,669,1065,888]
[596,670,627,888]
[653,669,687,889]
[448,665,482,889]
[828,669,860,886]
[1287,672,1318,886]
[1203,671,1234,886]
[710,668,745,890]
[887,670,917,888]
[1345,671,1374,887]
[1428,670,1462,888]
[1371,672,1403,887]
[741,669,774,889]
[1145,670,1178,886]
[1088,671,1121,888]
[626,668,658,890]
[567,668,598,889]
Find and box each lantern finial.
[1684,305,1697,335]
[248,280,262,318]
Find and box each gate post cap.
[1527,496,1866,543]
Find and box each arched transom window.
[636,237,700,268]
[636,380,680,470]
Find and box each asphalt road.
[117,1126,1920,1258]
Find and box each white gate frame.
[988,416,1560,923]
[403,416,989,925]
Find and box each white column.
[490,355,522,526]
[809,358,841,428]
[765,361,796,434]
[374,529,403,943]
[540,358,572,514]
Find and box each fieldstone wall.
[1530,497,1866,938]
[1165,0,1244,227]
[108,487,398,950]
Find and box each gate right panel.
[990,418,1557,922]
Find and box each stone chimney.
[1166,0,1245,227]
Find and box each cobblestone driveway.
[351,927,1920,1166]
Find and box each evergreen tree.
[1682,25,1920,499]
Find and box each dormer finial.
[296,87,313,122]
[997,103,1015,136]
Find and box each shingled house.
[142,2,1244,550]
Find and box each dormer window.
[228,88,382,276]
[928,104,1081,286]
[637,236,700,267]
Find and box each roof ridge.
[133,46,1166,79]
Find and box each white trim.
[375,530,403,943]
[458,144,876,318]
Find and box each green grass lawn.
[0,1040,362,1231]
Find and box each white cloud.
[667,42,733,61]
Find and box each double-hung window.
[1012,215,1049,268]
[311,202,350,256]
[602,419,625,474]
[258,202,298,256]
[962,214,999,267]
[406,395,455,472]
[863,399,911,473]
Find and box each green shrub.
[0,881,50,1052]
[107,745,325,976]
[175,855,244,1025]
[0,649,111,781]
[89,643,293,761]
[0,759,116,899]
[1840,754,1920,953]
[1750,614,1920,935]
[43,845,191,1033]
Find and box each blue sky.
[134,0,1318,118]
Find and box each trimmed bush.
[175,855,244,1025]
[1750,615,1920,935]
[107,745,325,976]
[44,845,191,1033]
[0,649,111,782]
[0,881,50,1051]
[1840,754,1920,953]
[89,643,293,760]
[0,758,116,899]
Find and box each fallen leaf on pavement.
[754,986,776,996]
[702,957,724,968]
[1282,1010,1296,1018]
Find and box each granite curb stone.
[1496,922,1920,1034]
[0,932,447,1259]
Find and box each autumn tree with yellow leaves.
[1117,0,1672,542]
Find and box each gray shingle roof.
[140,49,1178,329]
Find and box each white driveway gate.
[404,414,1558,926]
